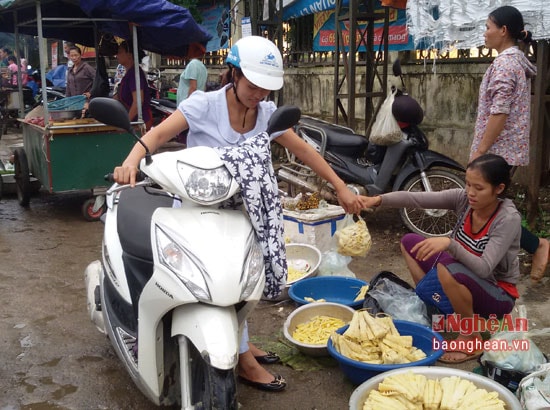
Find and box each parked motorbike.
[151,96,177,124]
[84,97,299,409]
[278,60,465,237]
[0,84,65,135]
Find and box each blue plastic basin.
[327,320,445,385]
[288,276,368,309]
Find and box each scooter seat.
[155,98,177,109]
[299,117,368,156]
[117,187,174,260]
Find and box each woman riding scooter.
[113,36,364,392]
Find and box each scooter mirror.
[267,105,301,135]
[89,97,132,132]
[392,59,402,77]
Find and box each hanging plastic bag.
[317,250,356,278]
[334,214,372,257]
[369,88,403,146]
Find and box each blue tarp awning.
[0,0,211,57]
[80,0,211,56]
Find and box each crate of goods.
[166,88,177,101]
[283,204,346,253]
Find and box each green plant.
[521,209,550,238]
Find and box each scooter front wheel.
[399,169,465,237]
[186,339,238,410]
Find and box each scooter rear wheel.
[399,169,465,237]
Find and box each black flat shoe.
[254,351,281,364]
[238,374,287,392]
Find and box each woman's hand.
[113,163,139,187]
[411,237,451,262]
[357,195,381,209]
[335,186,364,214]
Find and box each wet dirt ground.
[2,130,550,410]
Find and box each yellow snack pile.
[331,310,426,364]
[335,218,372,257]
[353,285,369,302]
[363,371,506,410]
[288,266,309,283]
[292,315,346,345]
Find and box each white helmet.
[225,36,284,91]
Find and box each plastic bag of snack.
[334,215,372,257]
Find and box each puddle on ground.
[20,335,33,348]
[40,357,62,367]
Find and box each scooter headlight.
[241,238,265,299]
[156,226,211,301]
[177,161,232,204]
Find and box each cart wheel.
[82,198,106,222]
[14,148,31,207]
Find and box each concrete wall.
[171,62,491,169]
[200,63,489,168]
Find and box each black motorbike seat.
[299,117,368,155]
[117,187,174,261]
[156,98,177,109]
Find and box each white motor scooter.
[84,98,300,409]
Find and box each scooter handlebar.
[104,170,147,182]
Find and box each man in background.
[176,43,207,105]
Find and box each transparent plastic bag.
[317,250,356,278]
[366,274,429,326]
[481,305,549,373]
[334,214,372,257]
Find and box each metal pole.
[13,10,25,119]
[36,0,49,126]
[131,25,143,123]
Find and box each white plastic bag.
[481,305,548,373]
[369,89,402,146]
[517,363,550,409]
[317,251,356,278]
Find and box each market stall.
[14,118,138,219]
[0,0,210,219]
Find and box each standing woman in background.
[65,46,95,98]
[469,5,549,282]
[5,55,19,86]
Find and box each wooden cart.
[15,118,141,220]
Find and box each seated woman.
[359,154,521,363]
